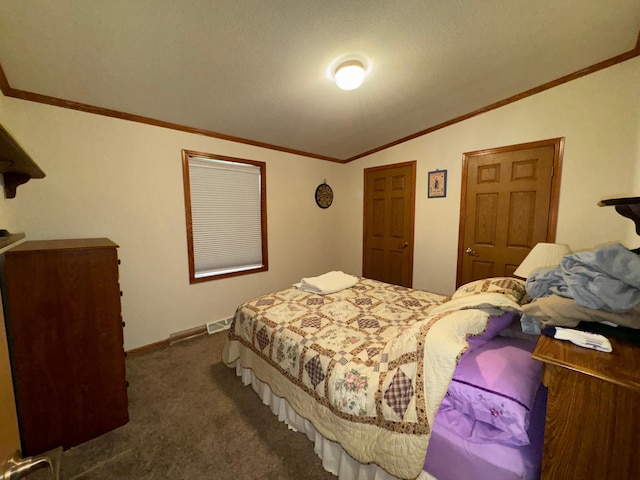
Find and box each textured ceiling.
[0,1,639,161]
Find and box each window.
[182,150,268,283]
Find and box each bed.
[222,274,544,480]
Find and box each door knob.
[465,247,478,256]
[399,242,409,249]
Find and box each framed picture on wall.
[428,169,447,198]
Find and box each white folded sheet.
[296,271,358,295]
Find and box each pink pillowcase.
[441,336,542,446]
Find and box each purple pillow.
[466,311,519,350]
[442,336,542,446]
[437,396,526,444]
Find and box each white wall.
[0,95,345,349]
[336,57,640,295]
[2,57,639,348]
[631,102,640,246]
[0,176,14,229]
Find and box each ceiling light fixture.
[334,59,366,91]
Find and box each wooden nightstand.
[532,334,640,480]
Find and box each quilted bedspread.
[222,278,496,479]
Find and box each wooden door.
[457,139,563,286]
[0,293,21,463]
[363,161,416,287]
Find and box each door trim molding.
[362,160,417,287]
[456,137,564,287]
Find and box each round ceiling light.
[334,59,366,91]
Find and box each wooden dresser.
[532,334,640,480]
[0,238,128,456]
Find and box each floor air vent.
[206,317,233,334]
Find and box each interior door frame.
[456,137,564,287]
[362,160,417,287]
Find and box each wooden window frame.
[181,149,268,284]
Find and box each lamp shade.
[513,243,572,279]
[334,60,366,90]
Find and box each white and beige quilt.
[223,278,503,479]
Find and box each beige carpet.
[27,331,335,480]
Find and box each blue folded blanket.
[525,243,640,312]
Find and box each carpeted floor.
[28,332,335,480]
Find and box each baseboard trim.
[126,325,207,355]
[169,325,208,345]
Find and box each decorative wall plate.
[315,181,333,209]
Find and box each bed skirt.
[234,364,436,480]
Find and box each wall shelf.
[598,196,640,235]
[0,124,45,198]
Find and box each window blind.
[188,156,263,278]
